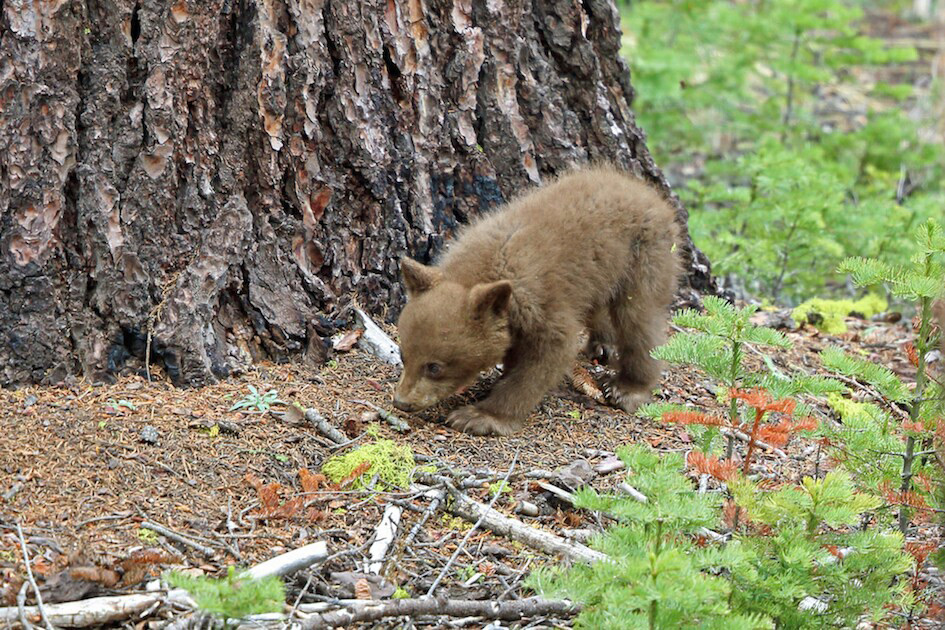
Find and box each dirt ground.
[0,308,942,628]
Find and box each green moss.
[321,439,415,490]
[392,587,410,599]
[792,295,887,334]
[826,392,887,422]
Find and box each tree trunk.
[0,0,715,387]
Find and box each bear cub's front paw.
[446,406,522,436]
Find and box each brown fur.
[393,165,683,436]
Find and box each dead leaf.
[69,566,120,588]
[332,330,363,352]
[299,469,326,494]
[283,404,305,425]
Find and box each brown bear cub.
[393,165,682,436]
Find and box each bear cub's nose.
[392,398,417,412]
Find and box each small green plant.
[529,446,914,628]
[643,296,839,457]
[828,219,945,530]
[392,586,410,599]
[321,439,416,491]
[529,446,766,629]
[727,471,914,626]
[165,567,285,623]
[621,0,941,302]
[137,528,158,543]
[229,385,283,412]
[488,480,511,496]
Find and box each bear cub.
[393,165,682,436]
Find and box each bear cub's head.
[393,258,511,412]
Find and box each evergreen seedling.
[645,296,839,461]
[833,219,945,531]
[528,446,770,629]
[165,567,285,625]
[727,471,913,627]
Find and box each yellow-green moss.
[322,439,415,490]
[792,295,887,334]
[826,392,885,422]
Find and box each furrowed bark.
[0,0,716,386]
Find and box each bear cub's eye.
[424,362,444,378]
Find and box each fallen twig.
[419,475,606,565]
[0,542,328,628]
[140,521,216,559]
[617,482,648,503]
[16,523,55,630]
[720,427,787,459]
[402,487,446,548]
[298,596,580,629]
[365,504,402,574]
[0,593,191,628]
[304,409,347,445]
[428,452,519,597]
[243,541,329,580]
[351,399,410,432]
[354,308,402,366]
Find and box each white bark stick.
[354,308,402,366]
[364,505,402,574]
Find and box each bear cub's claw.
[603,378,652,414]
[447,406,522,436]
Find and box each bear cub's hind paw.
[447,406,522,436]
[603,378,652,414]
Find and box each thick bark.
[0,0,716,386]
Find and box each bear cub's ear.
[400,258,442,297]
[470,281,512,321]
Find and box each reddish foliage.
[69,566,120,587]
[722,499,749,530]
[245,473,304,519]
[906,541,937,565]
[299,468,327,493]
[687,451,739,481]
[878,482,931,510]
[337,461,373,489]
[730,388,796,414]
[758,420,794,447]
[901,419,925,433]
[793,416,819,432]
[662,410,726,426]
[822,544,842,558]
[904,341,919,367]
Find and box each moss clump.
[322,439,415,490]
[792,295,887,334]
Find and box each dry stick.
[304,409,347,445]
[139,521,216,559]
[350,399,410,432]
[424,474,607,565]
[719,427,787,459]
[16,523,55,630]
[403,487,446,548]
[298,596,580,630]
[365,503,403,574]
[427,450,520,597]
[17,583,34,630]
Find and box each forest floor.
[1,306,942,628]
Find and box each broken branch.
[298,596,580,629]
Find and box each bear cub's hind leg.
[603,294,667,414]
